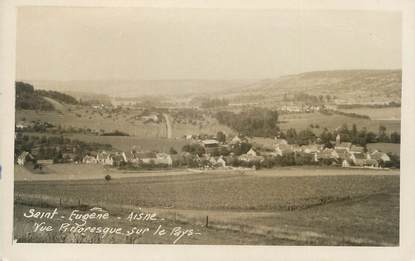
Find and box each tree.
[390,132,400,144]
[216,131,226,143]
[352,124,358,137]
[169,147,178,155]
[285,128,297,144]
[384,153,400,168]
[326,95,331,103]
[365,131,378,143]
[320,128,334,148]
[378,125,390,143]
[297,129,317,145]
[280,153,296,166]
[351,124,359,144]
[231,142,252,155]
[353,128,367,146]
[215,108,279,138]
[182,143,205,156]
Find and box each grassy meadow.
[337,107,400,121]
[15,169,399,211]
[14,168,399,245]
[279,112,400,134]
[64,134,189,152]
[16,108,165,138]
[16,105,235,139]
[171,117,236,138]
[367,143,401,155]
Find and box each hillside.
[225,70,401,105]
[15,81,79,111]
[15,82,54,111]
[24,70,401,105]
[28,79,256,98]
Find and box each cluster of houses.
[277,104,337,113]
[184,134,391,169]
[82,150,172,167]
[186,134,391,169]
[271,134,391,168]
[16,132,392,170]
[279,105,321,113]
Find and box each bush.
[105,175,112,182]
[384,153,400,169]
[101,130,129,136]
[169,147,178,154]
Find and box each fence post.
[78,199,80,207]
[59,198,62,207]
[205,216,209,228]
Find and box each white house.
[17,151,32,166]
[216,156,226,167]
[82,155,98,164]
[342,159,350,168]
[155,153,173,166]
[274,137,288,145]
[246,148,257,156]
[96,151,114,165]
[371,151,391,162]
[231,136,242,144]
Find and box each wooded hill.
[15,81,79,111]
[226,70,401,105]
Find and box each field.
[367,143,401,155]
[279,112,400,134]
[14,167,399,245]
[21,132,190,153]
[337,107,401,121]
[171,117,236,138]
[14,163,202,181]
[65,134,189,153]
[16,108,165,138]
[14,169,399,211]
[16,105,234,139]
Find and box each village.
[16,129,395,173]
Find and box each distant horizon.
[17,68,402,83]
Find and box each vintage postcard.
[1,0,414,260]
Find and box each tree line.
[200,98,230,108]
[215,108,399,145]
[283,92,336,105]
[36,89,79,105]
[283,124,400,147]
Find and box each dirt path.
[14,164,398,182]
[162,113,172,139]
[43,97,65,111]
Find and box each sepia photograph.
[9,4,404,248]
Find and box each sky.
[16,7,401,81]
